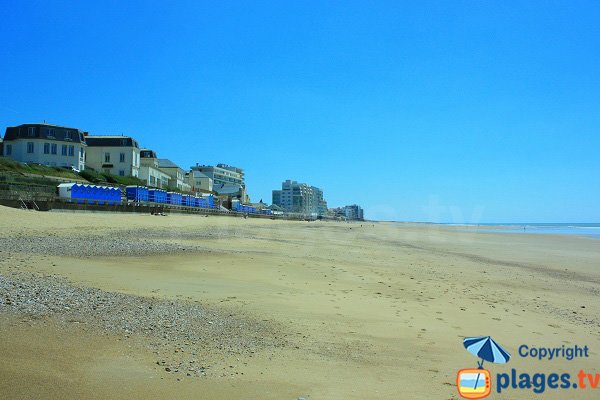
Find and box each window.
[44,143,50,154]
[5,144,12,155]
[120,152,125,162]
[64,130,71,140]
[28,127,36,137]
[68,145,74,156]
[104,152,110,163]
[62,145,68,156]
[48,128,56,137]
[27,142,34,153]
[51,144,57,154]
[119,170,125,176]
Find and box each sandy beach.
[0,206,598,399]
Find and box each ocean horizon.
[442,222,600,239]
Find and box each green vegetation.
[78,168,144,186]
[0,157,81,180]
[0,157,145,187]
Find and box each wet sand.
[0,206,598,399]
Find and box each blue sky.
[1,1,599,222]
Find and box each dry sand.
[0,206,598,399]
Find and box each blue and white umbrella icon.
[463,336,511,390]
[463,336,511,366]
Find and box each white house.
[85,135,141,177]
[2,123,86,171]
[139,149,171,188]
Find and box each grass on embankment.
[0,156,145,187]
[0,157,81,180]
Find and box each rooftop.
[3,123,86,143]
[157,159,181,169]
[140,149,157,158]
[85,135,139,148]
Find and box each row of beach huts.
[57,183,267,214]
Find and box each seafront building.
[85,135,140,177]
[193,163,248,202]
[193,164,245,186]
[157,159,191,192]
[1,123,86,171]
[272,179,327,217]
[328,205,365,220]
[188,167,214,193]
[139,149,171,189]
[344,204,364,220]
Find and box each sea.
[449,223,600,239]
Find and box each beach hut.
[166,192,182,205]
[126,186,149,202]
[58,183,77,202]
[149,188,167,204]
[107,186,122,205]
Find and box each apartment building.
[272,179,327,217]
[193,163,247,201]
[344,204,364,220]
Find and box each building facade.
[193,163,248,202]
[2,123,86,170]
[272,179,327,217]
[344,204,364,220]
[85,135,140,177]
[139,149,170,188]
[193,163,245,186]
[158,159,190,191]
[188,167,214,193]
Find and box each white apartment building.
[192,163,245,186]
[344,204,364,220]
[192,163,247,201]
[272,179,327,217]
[2,123,86,171]
[85,135,141,177]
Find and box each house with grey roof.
[85,135,141,177]
[158,158,191,191]
[188,168,213,193]
[2,123,87,171]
